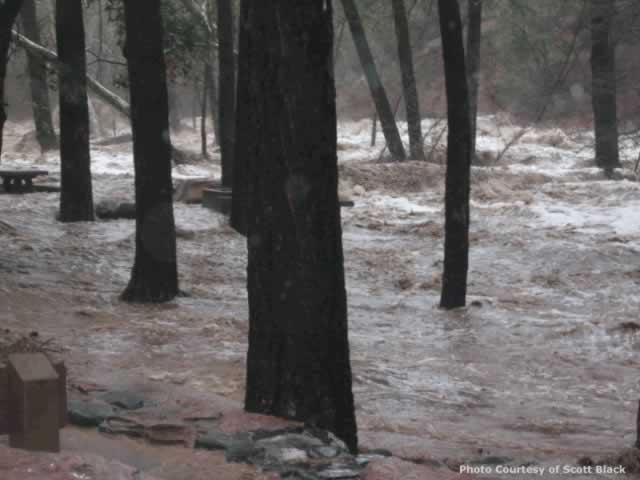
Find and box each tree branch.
[178,0,217,39]
[11,29,130,117]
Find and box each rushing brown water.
[0,119,638,477]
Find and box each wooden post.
[7,353,61,452]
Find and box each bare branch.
[11,29,130,117]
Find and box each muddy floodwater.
[0,117,639,476]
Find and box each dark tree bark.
[121,0,179,303]
[370,108,377,147]
[168,82,182,131]
[391,0,423,160]
[217,0,235,187]
[466,0,482,163]
[590,0,620,171]
[21,0,57,152]
[635,399,640,449]
[0,0,25,159]
[200,64,209,159]
[56,0,94,222]
[239,0,358,452]
[96,0,105,83]
[205,59,220,145]
[438,0,471,309]
[341,0,406,160]
[230,0,250,235]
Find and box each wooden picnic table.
[0,169,48,193]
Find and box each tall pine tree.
[121,0,179,302]
[238,0,358,452]
[217,0,235,187]
[56,0,94,222]
[590,0,620,171]
[392,0,423,160]
[0,0,25,159]
[438,0,472,309]
[21,0,57,152]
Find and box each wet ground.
[0,118,639,478]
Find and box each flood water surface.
[0,119,639,475]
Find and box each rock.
[144,423,195,447]
[97,417,145,438]
[274,467,320,480]
[316,463,362,478]
[355,452,391,465]
[225,441,265,464]
[174,178,219,203]
[68,399,117,427]
[99,390,146,410]
[196,430,249,451]
[264,447,309,464]
[305,428,349,454]
[311,446,340,459]
[256,432,324,451]
[95,200,136,220]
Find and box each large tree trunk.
[590,0,620,171]
[21,0,57,152]
[200,64,209,159]
[230,0,250,235]
[391,0,423,160]
[168,82,182,131]
[205,59,220,145]
[0,0,25,159]
[56,0,94,222]
[96,0,105,83]
[340,0,406,160]
[217,0,235,187]
[438,0,471,309]
[466,0,482,163]
[121,0,179,303]
[240,0,358,452]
